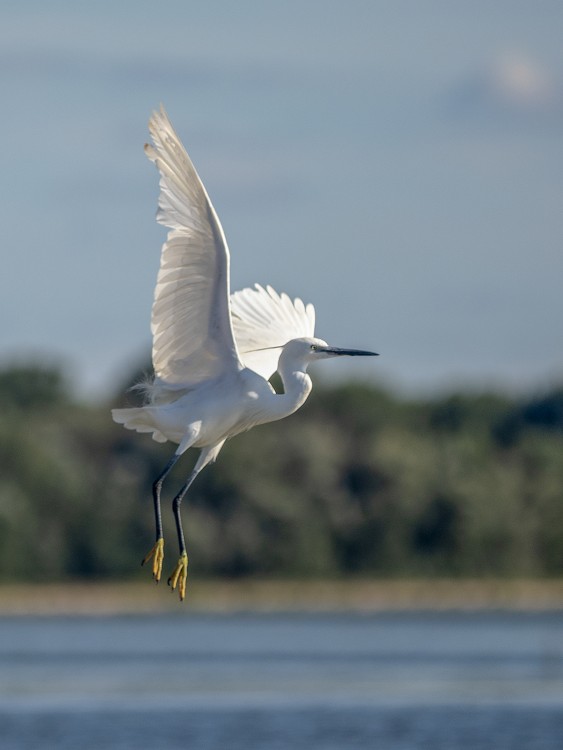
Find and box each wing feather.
[231,284,315,379]
[146,107,241,389]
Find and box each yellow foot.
[168,552,188,601]
[141,538,165,582]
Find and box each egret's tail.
[111,407,168,443]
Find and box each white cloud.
[446,52,562,123]
[488,54,557,109]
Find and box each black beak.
[320,347,379,357]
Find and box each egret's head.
[280,337,378,369]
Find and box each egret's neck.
[274,358,313,420]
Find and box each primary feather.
[231,284,315,380]
[146,106,241,392]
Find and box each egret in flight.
[112,107,378,599]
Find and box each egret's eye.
[310,344,317,351]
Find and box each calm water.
[1,611,563,749]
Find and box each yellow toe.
[168,552,188,601]
[141,538,165,582]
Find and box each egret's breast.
[149,368,277,448]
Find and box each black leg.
[141,453,179,581]
[151,454,179,541]
[166,442,225,600]
[171,470,198,556]
[167,469,200,600]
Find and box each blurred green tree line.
[0,361,562,582]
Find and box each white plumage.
[112,107,377,599]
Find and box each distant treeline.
[0,362,562,581]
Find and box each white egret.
[112,107,378,599]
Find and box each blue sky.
[1,1,562,398]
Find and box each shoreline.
[1,578,563,616]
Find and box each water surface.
[1,611,562,748]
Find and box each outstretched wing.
[146,106,241,389]
[230,284,315,380]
